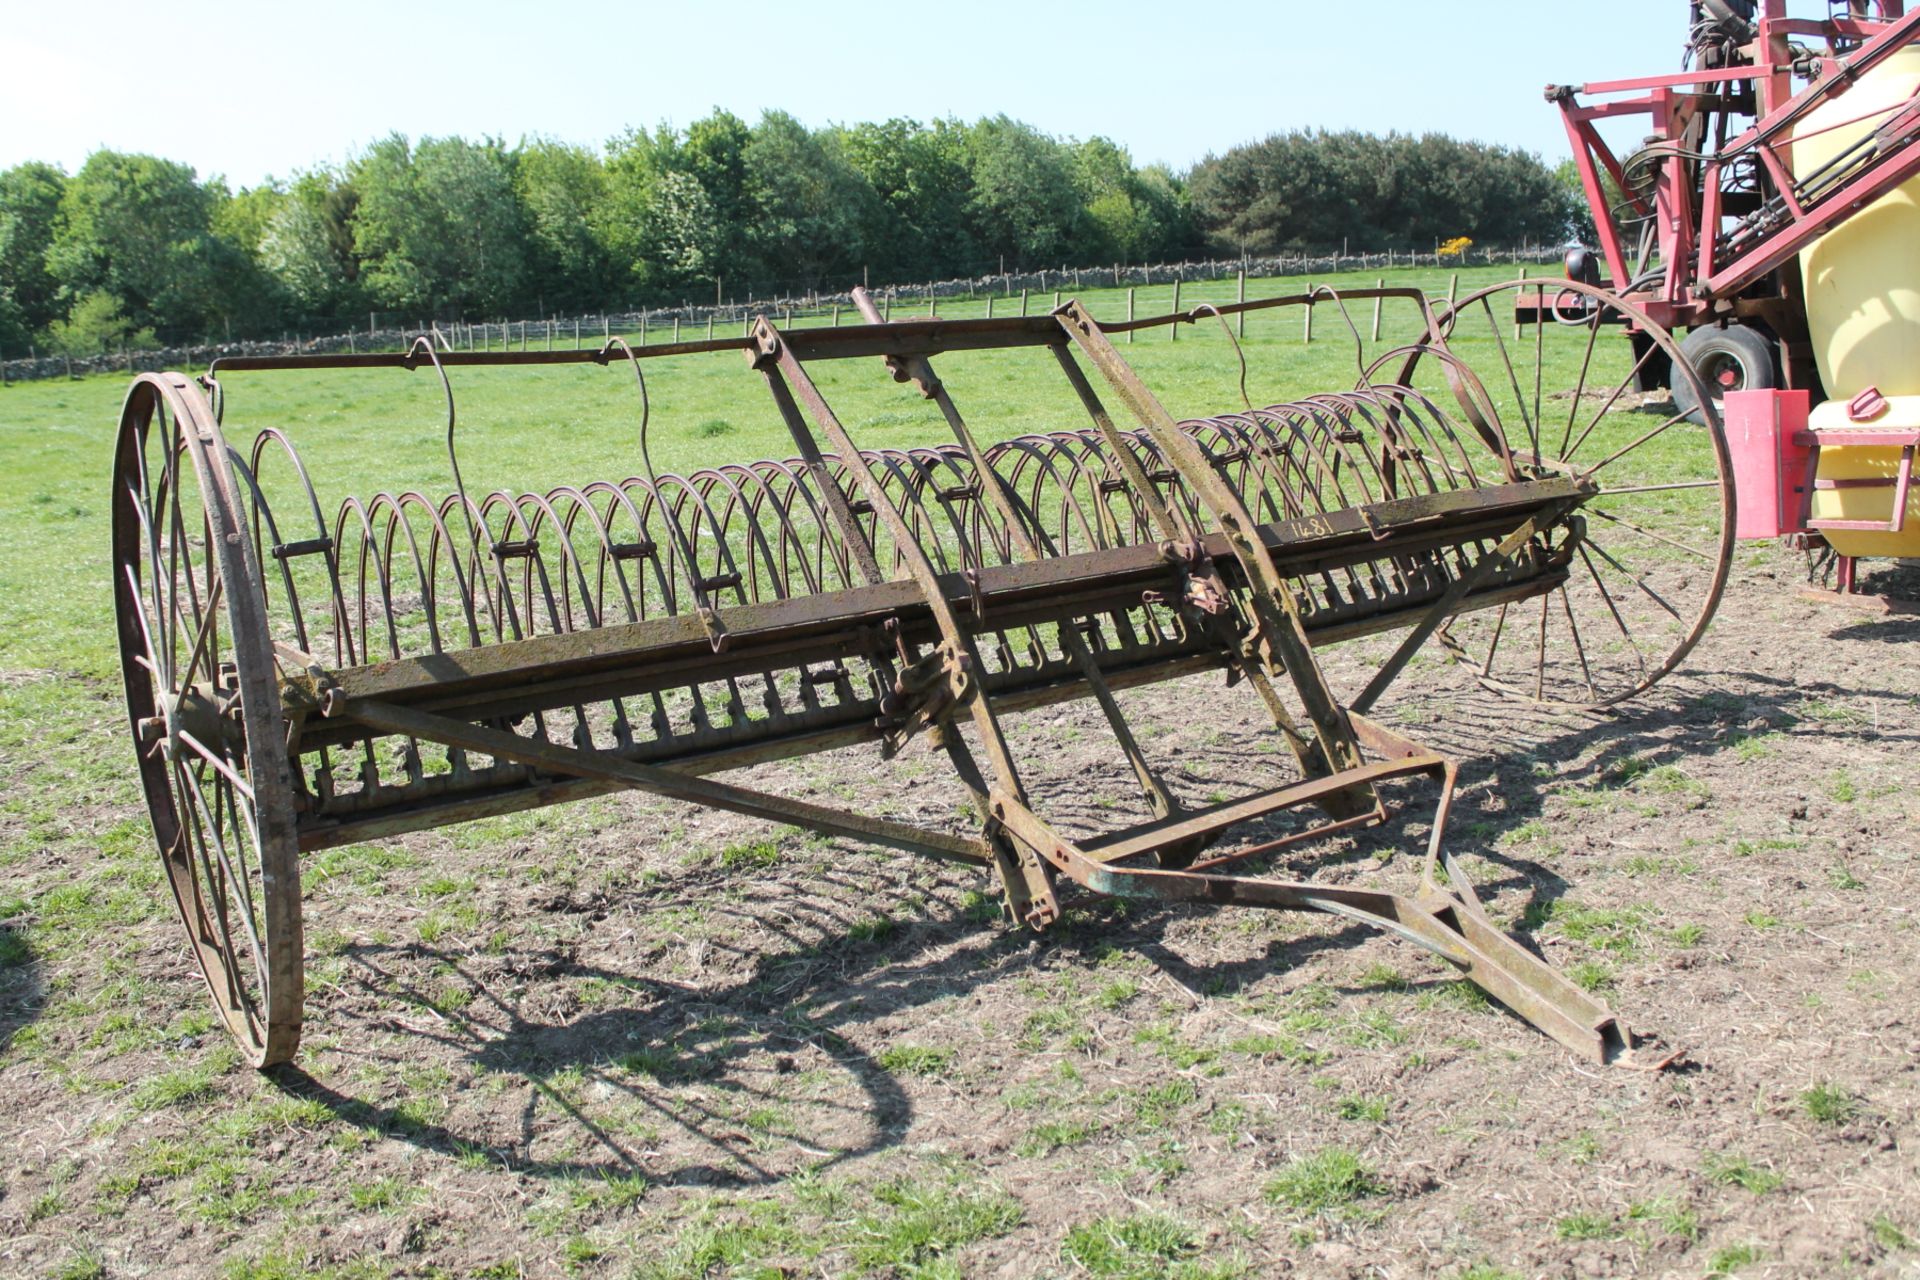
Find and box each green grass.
[1060,1213,1199,1279]
[1707,1242,1763,1276]
[347,1175,415,1211]
[1871,1214,1913,1250]
[1523,899,1651,956]
[1017,1119,1098,1157]
[717,837,784,870]
[849,1178,1023,1273]
[1704,1152,1784,1194]
[1798,1081,1859,1125]
[1554,1211,1614,1241]
[1627,1196,1700,1242]
[875,1044,956,1077]
[1335,1094,1389,1124]
[1264,1147,1385,1214]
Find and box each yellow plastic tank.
[1794,45,1920,556]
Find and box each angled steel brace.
[344,698,992,866]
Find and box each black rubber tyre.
[1673,323,1777,424]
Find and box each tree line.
[0,115,1578,355]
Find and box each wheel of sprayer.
[1409,277,1734,708]
[112,372,304,1067]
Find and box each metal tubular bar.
[345,698,991,865]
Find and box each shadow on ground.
[0,913,40,1056]
[264,664,1906,1186]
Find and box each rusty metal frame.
[119,289,1680,1071]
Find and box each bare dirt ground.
[2,550,1918,1279]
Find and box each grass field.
[0,263,1518,682]
[6,263,1915,1279]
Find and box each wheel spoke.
[219,762,271,997]
[122,563,164,688]
[1533,591,1549,701]
[177,729,256,802]
[1560,303,1605,457]
[1564,339,1663,464]
[176,576,225,692]
[1477,295,1538,460]
[1531,283,1545,466]
[179,759,269,988]
[1596,481,1719,495]
[1585,535,1684,621]
[1558,586,1600,701]
[1585,506,1717,563]
[1481,601,1509,677]
[172,756,250,1014]
[1583,411,1690,477]
[1576,543,1650,676]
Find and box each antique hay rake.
[112,280,1732,1070]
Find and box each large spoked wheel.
[113,372,304,1067]
[1414,278,1734,708]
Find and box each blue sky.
[2,0,1688,186]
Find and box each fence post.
[833,302,841,326]
[1052,290,1060,313]
[573,317,580,348]
[929,294,936,318]
[1303,286,1314,344]
[985,296,993,320]
[1371,279,1384,341]
[1170,278,1180,341]
[369,312,376,336]
[1236,267,1246,338]
[1514,267,1527,340]
[641,309,649,346]
[1127,287,1135,344]
[1019,288,1028,317]
[1447,273,1459,312]
[884,293,892,322]
[603,315,611,344]
[674,315,682,343]
[707,314,715,340]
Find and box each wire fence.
[0,244,1567,385]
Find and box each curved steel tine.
[363,492,446,654]
[332,495,404,665]
[597,336,730,647]
[403,336,478,553]
[200,372,226,427]
[1306,284,1377,391]
[1186,303,1254,414]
